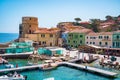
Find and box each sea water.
[0,33,18,43]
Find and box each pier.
[61,62,118,77]
[0,62,118,78]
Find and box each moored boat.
[40,66,57,71]
[5,64,14,68]
[0,72,27,80]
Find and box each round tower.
[19,17,38,38]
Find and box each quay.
[0,62,118,78]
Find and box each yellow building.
[25,28,60,46]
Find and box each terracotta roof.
[69,29,93,34]
[34,28,60,34]
[87,32,113,36]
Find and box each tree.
[74,18,81,24]
[90,19,100,32]
[105,15,113,21]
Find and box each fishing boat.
[0,72,27,80]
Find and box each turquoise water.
[0,33,18,43]
[20,66,112,80]
[0,59,43,69]
[38,48,63,56]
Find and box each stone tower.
[19,17,38,38]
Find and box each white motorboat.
[43,77,54,80]
[0,72,27,80]
[5,64,14,68]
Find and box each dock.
[0,62,118,78]
[61,62,118,77]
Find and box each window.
[73,41,76,43]
[69,34,71,37]
[106,36,109,39]
[39,41,41,45]
[105,42,108,46]
[116,35,119,39]
[68,40,70,43]
[41,34,45,37]
[50,34,53,37]
[87,36,88,39]
[93,37,96,39]
[80,35,83,38]
[86,42,88,44]
[90,42,92,44]
[80,40,82,44]
[113,42,115,47]
[99,42,102,45]
[42,41,46,44]
[99,36,102,39]
[93,42,95,44]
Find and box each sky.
[0,0,120,33]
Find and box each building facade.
[19,17,38,38]
[86,32,113,48]
[67,29,92,48]
[112,31,120,48]
[25,28,60,47]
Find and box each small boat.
[41,67,57,70]
[26,61,37,66]
[0,72,27,80]
[43,77,54,80]
[40,66,57,71]
[5,64,14,68]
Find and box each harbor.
[0,0,120,80]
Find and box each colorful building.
[86,32,113,48]
[67,29,92,48]
[25,28,60,47]
[112,30,120,48]
[61,31,68,46]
